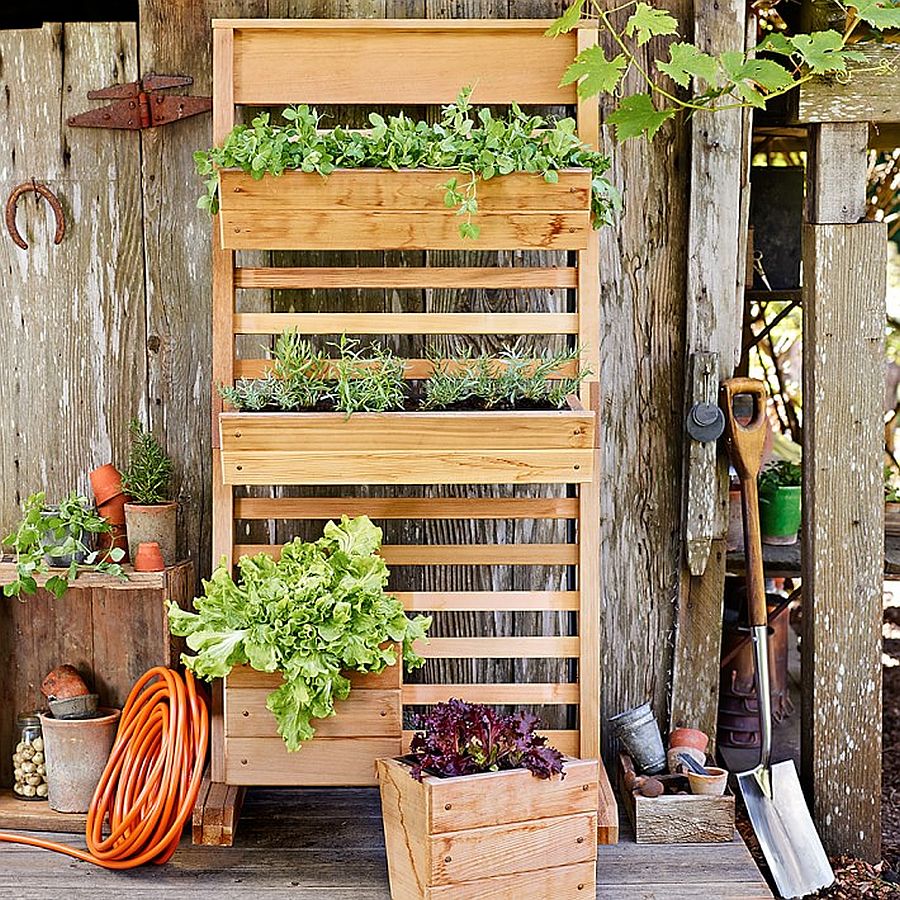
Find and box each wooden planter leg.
[193,771,246,846]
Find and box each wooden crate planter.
[217,168,593,251]
[617,755,735,844]
[223,660,401,786]
[219,410,596,486]
[377,756,599,900]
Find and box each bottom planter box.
[617,754,735,844]
[222,660,401,786]
[377,756,599,900]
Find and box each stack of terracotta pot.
[89,464,129,561]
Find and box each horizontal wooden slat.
[232,312,579,335]
[426,862,597,900]
[222,449,593,485]
[233,357,580,380]
[403,729,580,758]
[234,266,577,289]
[234,497,579,520]
[395,590,580,611]
[224,736,400,786]
[415,637,579,658]
[225,21,582,105]
[221,411,593,451]
[227,662,401,691]
[232,543,578,565]
[226,688,400,738]
[402,683,579,704]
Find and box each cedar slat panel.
[416,637,580,658]
[395,590,580,611]
[402,683,579,704]
[234,266,577,289]
[234,497,579,520]
[402,729,579,757]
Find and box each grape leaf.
[720,51,794,107]
[850,0,900,29]
[545,0,586,36]
[756,32,795,56]
[624,3,679,46]
[789,30,866,75]
[560,46,628,96]
[657,41,719,87]
[607,94,676,141]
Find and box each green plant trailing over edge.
[885,465,900,502]
[3,491,126,598]
[121,419,174,505]
[168,515,431,751]
[195,87,617,239]
[547,0,900,141]
[758,459,802,494]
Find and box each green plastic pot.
[759,485,801,545]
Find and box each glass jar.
[12,712,47,800]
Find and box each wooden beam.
[806,123,868,225]
[670,1,750,741]
[801,219,884,861]
[795,43,900,124]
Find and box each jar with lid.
[12,712,47,800]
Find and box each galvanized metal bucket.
[609,702,666,774]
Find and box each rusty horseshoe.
[5,180,66,250]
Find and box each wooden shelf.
[0,559,192,590]
[0,789,86,833]
[219,410,596,485]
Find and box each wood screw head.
[444,856,452,863]
[380,710,387,717]
[236,465,243,471]
[240,758,248,765]
[444,803,452,810]
[582,784,590,791]
[242,710,249,717]
[576,836,585,844]
[577,884,585,891]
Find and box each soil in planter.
[230,396,567,414]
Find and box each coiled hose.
[0,667,208,869]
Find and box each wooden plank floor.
[0,787,772,899]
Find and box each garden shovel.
[721,377,834,900]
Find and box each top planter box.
[217,168,593,251]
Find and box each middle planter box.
[219,409,596,486]
[222,660,402,786]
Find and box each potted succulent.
[886,467,900,537]
[377,700,600,899]
[3,491,125,598]
[122,419,177,566]
[758,459,802,546]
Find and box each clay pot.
[667,745,705,774]
[669,727,709,753]
[39,708,121,813]
[96,524,129,562]
[124,502,177,566]
[99,492,128,526]
[687,766,728,797]
[89,464,124,506]
[41,665,90,701]
[134,541,165,572]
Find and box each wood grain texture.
[795,43,900,123]
[0,23,145,541]
[801,221,885,861]
[806,123,869,224]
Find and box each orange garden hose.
[0,667,208,868]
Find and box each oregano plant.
[547,0,900,140]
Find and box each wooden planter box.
[222,660,401,786]
[217,168,593,251]
[377,756,599,900]
[617,755,734,844]
[219,410,596,486]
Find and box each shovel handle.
[721,378,769,629]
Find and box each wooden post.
[801,121,884,861]
[670,0,749,740]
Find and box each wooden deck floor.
[0,787,772,899]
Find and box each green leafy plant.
[758,459,802,493]
[3,491,125,599]
[331,336,407,415]
[121,419,174,505]
[548,0,900,140]
[168,515,431,751]
[885,466,900,502]
[195,88,616,238]
[422,343,590,411]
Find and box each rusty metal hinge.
[67,74,211,130]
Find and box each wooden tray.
[217,168,593,251]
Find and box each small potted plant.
[3,491,125,598]
[886,466,900,537]
[122,419,177,565]
[758,459,802,546]
[377,700,600,899]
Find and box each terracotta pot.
[669,727,709,753]
[667,745,706,774]
[96,524,129,562]
[124,502,177,566]
[687,766,728,797]
[98,492,128,526]
[39,708,120,813]
[89,464,124,506]
[134,541,165,572]
[41,665,91,701]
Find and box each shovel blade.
[737,760,834,899]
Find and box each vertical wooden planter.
[377,756,599,899]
